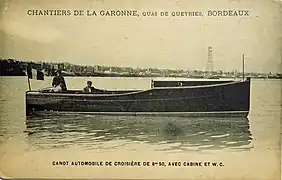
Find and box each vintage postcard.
[0,0,281,179]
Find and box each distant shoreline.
[1,75,281,80]
[1,58,281,79]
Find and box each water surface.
[0,77,281,179]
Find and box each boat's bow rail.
[34,88,140,95]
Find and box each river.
[0,76,281,179]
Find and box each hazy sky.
[0,0,281,73]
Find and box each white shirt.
[53,85,62,92]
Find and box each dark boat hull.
[26,79,250,118]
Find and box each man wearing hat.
[52,70,67,91]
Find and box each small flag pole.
[242,53,245,81]
[27,76,31,91]
[27,64,31,91]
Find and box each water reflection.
[25,115,253,151]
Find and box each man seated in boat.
[52,70,67,91]
[83,81,95,93]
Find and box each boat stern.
[26,91,46,117]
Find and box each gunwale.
[26,80,245,97]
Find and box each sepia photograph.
[0,0,281,179]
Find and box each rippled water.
[0,77,281,179]
[24,115,252,151]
